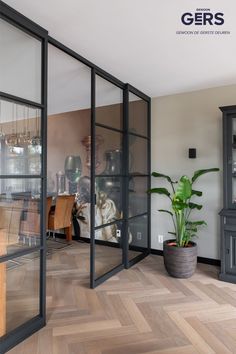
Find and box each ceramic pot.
[163,239,197,278]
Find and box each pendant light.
[5,102,18,148]
[31,108,41,146]
[24,105,31,145]
[17,105,27,147]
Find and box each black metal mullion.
[0,91,44,109]
[123,85,129,269]
[94,219,124,231]
[0,1,47,39]
[48,36,125,89]
[39,34,48,322]
[127,83,151,103]
[95,122,123,134]
[128,212,148,221]
[129,173,149,177]
[0,12,43,42]
[128,251,149,268]
[94,69,124,90]
[95,174,124,178]
[90,68,96,289]
[94,264,124,287]
[147,98,151,252]
[128,132,150,140]
[0,175,42,179]
[0,316,44,354]
[0,246,42,263]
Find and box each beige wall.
[47,104,123,192]
[47,109,90,192]
[151,84,236,259]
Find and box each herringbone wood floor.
[8,242,236,354]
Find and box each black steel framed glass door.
[0,2,151,351]
[0,4,47,353]
[126,85,151,266]
[90,77,151,288]
[90,70,125,288]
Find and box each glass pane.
[95,177,122,227]
[129,136,148,175]
[129,93,148,137]
[0,251,40,337]
[0,99,41,175]
[96,75,123,130]
[0,19,41,103]
[0,179,41,257]
[129,177,148,217]
[129,215,148,260]
[95,222,123,279]
[48,44,91,242]
[48,44,91,114]
[95,127,122,175]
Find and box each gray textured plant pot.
[163,239,197,278]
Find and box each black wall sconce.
[188,148,196,159]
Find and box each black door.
[90,71,125,288]
[0,4,47,353]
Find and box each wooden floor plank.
[5,242,236,354]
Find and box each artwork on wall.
[46,114,143,245]
[81,135,104,171]
[73,147,132,243]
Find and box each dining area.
[0,190,79,337]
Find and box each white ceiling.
[3,0,236,97]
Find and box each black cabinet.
[225,232,236,274]
[219,105,236,283]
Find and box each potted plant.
[149,168,219,278]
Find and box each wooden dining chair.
[20,196,53,246]
[48,195,75,242]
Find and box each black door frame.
[125,84,151,268]
[0,1,151,352]
[0,2,48,353]
[90,69,126,288]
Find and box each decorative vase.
[98,149,121,210]
[56,171,66,195]
[64,155,82,194]
[163,239,197,278]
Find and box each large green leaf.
[192,168,219,183]
[192,189,203,197]
[172,197,188,211]
[188,202,202,210]
[175,176,192,200]
[186,227,197,232]
[186,220,207,226]
[158,209,173,216]
[148,188,170,197]
[152,172,177,184]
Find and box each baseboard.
[150,249,221,267]
[197,256,220,267]
[50,235,221,267]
